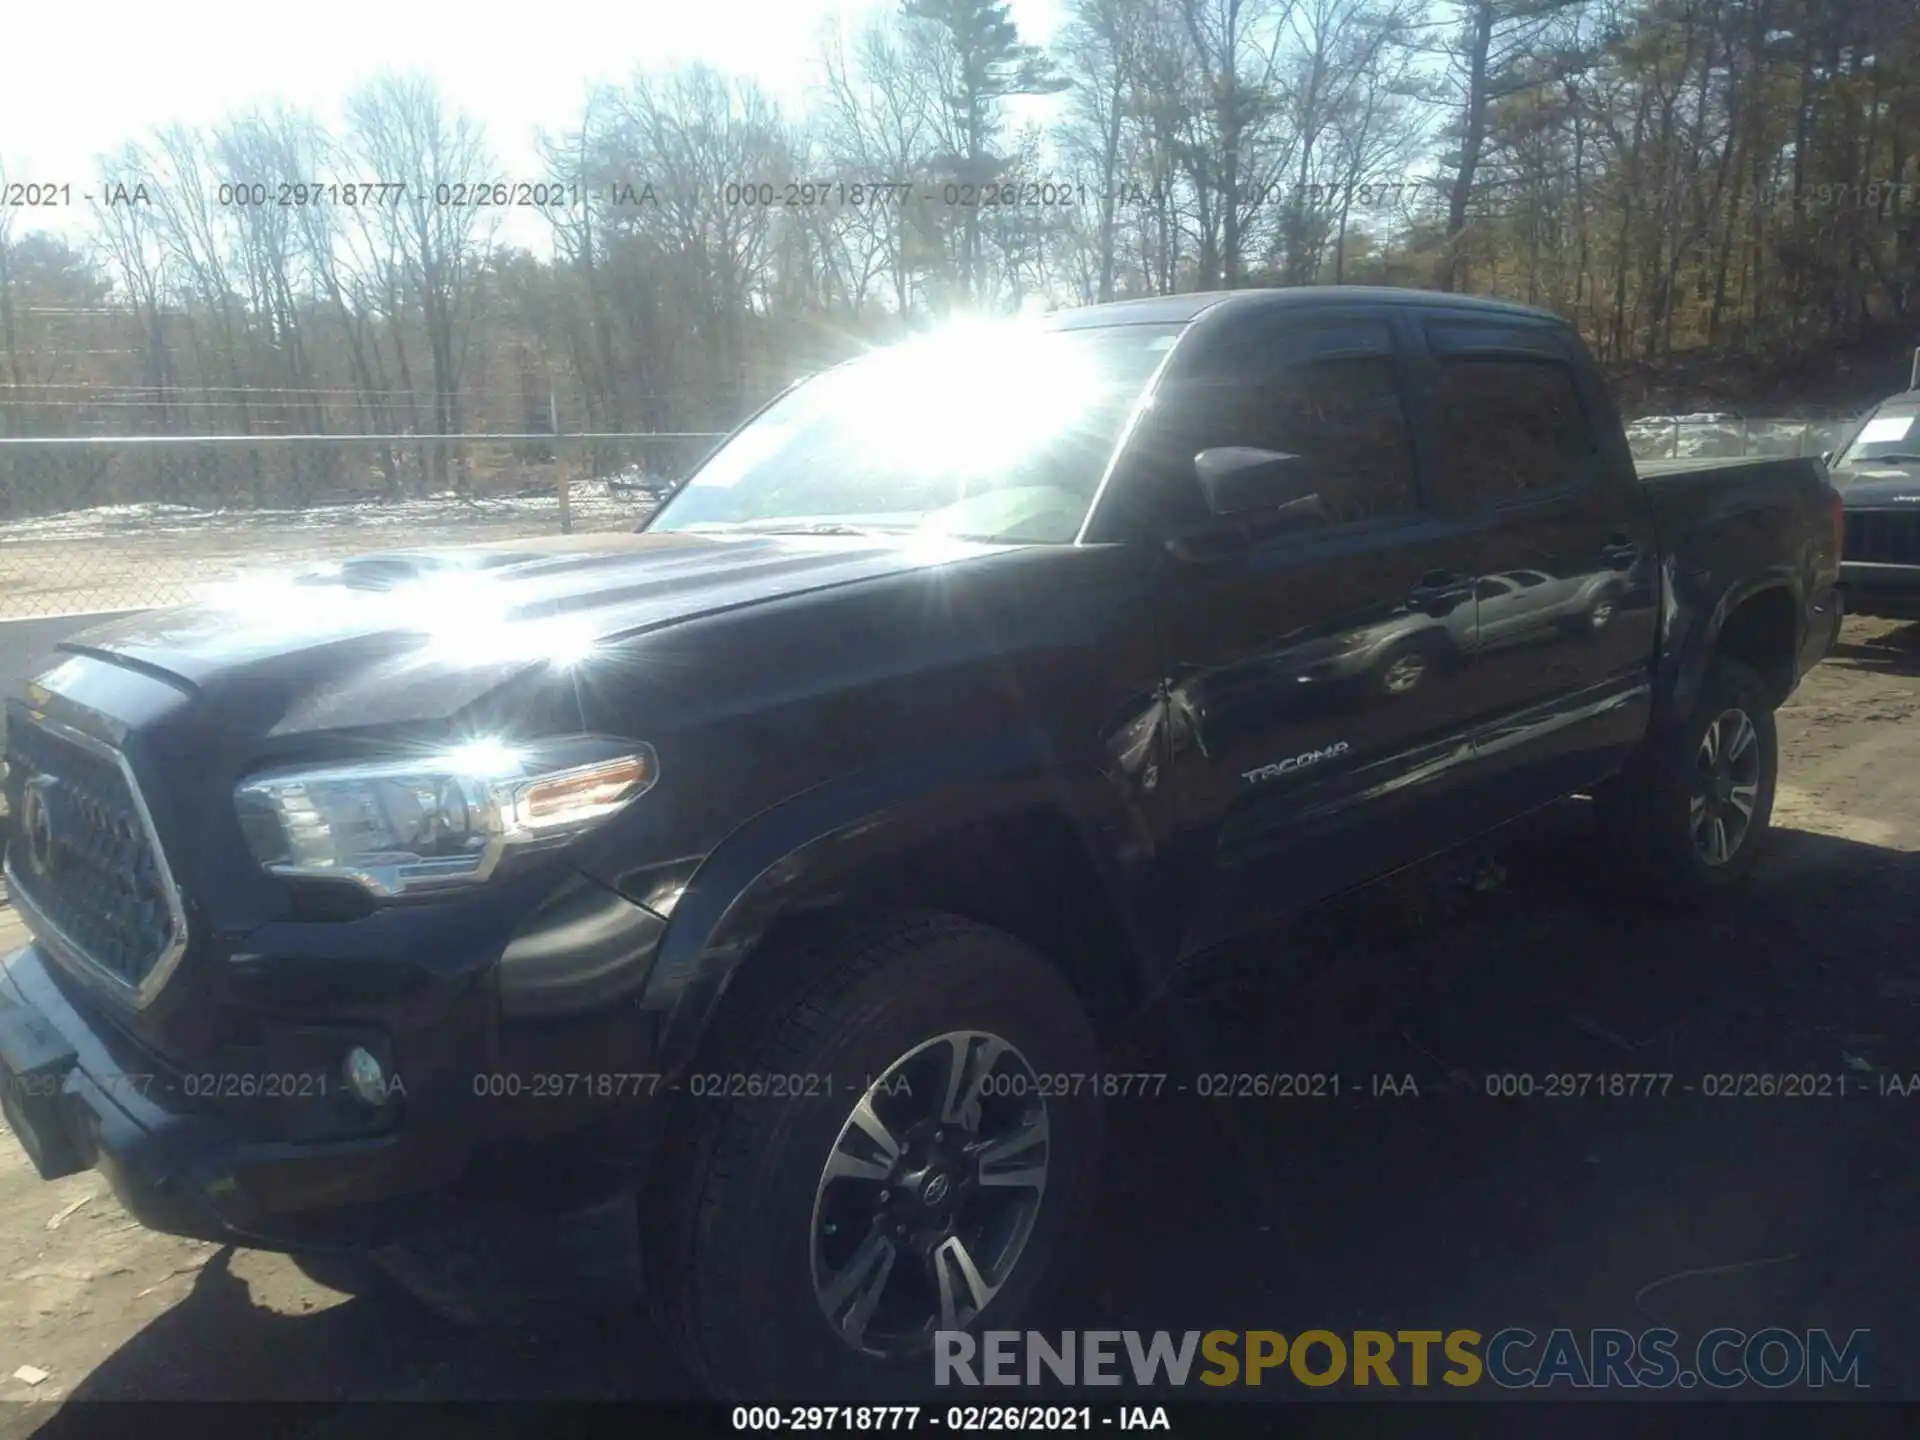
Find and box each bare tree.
[818,13,943,313]
[1170,0,1293,288]
[901,0,1070,306]
[1056,0,1153,301]
[1273,0,1419,282]
[593,65,792,420]
[1431,0,1585,291]
[345,74,500,490]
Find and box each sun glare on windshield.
[853,324,1107,474]
[648,319,1181,544]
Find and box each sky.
[0,0,1069,252]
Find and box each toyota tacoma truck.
[0,288,1844,1398]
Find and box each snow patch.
[0,479,668,546]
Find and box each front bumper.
[1839,561,1920,620]
[0,941,472,1251]
[0,865,677,1252]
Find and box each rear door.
[1407,319,1659,813]
[1114,311,1488,958]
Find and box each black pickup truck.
[0,287,1843,1398]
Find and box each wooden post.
[552,386,572,535]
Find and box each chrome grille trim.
[3,713,189,1009]
[1843,508,1920,565]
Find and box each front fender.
[636,728,1145,1077]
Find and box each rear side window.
[1145,353,1420,530]
[1429,357,1596,512]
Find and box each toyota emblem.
[20,776,57,878]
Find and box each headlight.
[234,738,658,897]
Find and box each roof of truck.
[1043,286,1567,331]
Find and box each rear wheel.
[646,912,1102,1399]
[1597,656,1778,898]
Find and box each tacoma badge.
[1242,741,1351,785]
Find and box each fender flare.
[1660,569,1800,728]
[637,728,1146,1077]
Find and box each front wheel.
[647,913,1103,1399]
[1374,635,1449,697]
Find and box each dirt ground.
[3,618,1919,1426]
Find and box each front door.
[1108,314,1489,960]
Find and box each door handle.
[1407,571,1471,611]
[1601,534,1640,565]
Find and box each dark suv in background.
[1829,386,1920,618]
[1,287,1842,1398]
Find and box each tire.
[646,911,1103,1400]
[1374,635,1447,697]
[1554,589,1618,639]
[1597,656,1778,899]
[1585,591,1618,633]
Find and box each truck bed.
[1634,455,1829,481]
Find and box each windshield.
[647,321,1183,544]
[1835,402,1920,467]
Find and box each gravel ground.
[1,618,1918,1426]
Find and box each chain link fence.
[0,431,725,621]
[0,430,730,902]
[0,412,1871,622]
[0,407,1849,908]
[1623,414,1857,463]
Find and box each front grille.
[4,716,181,993]
[1844,508,1920,565]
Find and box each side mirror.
[1820,450,1834,468]
[1193,447,1318,516]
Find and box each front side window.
[1120,347,1420,533]
[646,321,1182,544]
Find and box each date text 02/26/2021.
[729,1406,1171,1432]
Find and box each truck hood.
[1837,467,1920,506]
[57,529,1003,736]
